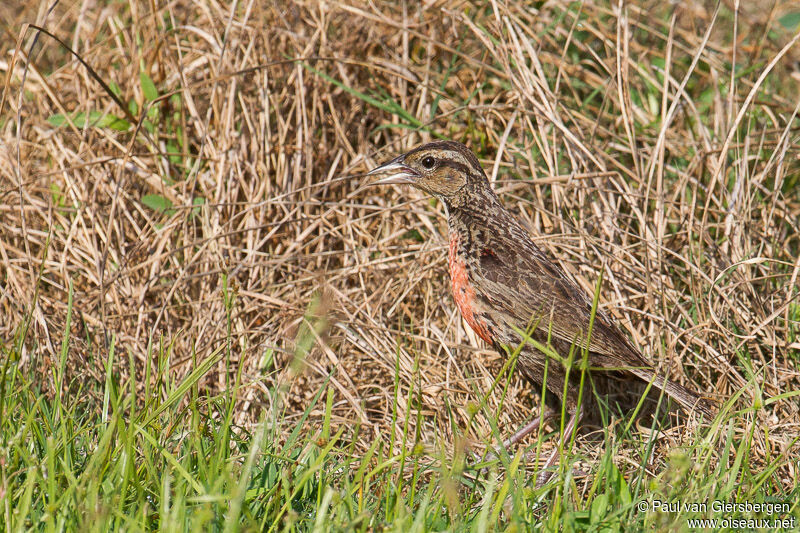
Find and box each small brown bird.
[368,140,714,480]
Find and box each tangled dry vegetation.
[2,0,799,488]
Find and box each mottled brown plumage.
[368,140,714,476]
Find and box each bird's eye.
[421,156,435,169]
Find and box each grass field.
[2,0,800,530]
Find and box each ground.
[1,0,799,530]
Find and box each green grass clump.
[2,286,797,530]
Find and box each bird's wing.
[472,223,649,369]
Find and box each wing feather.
[471,218,649,369]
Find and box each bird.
[367,140,715,483]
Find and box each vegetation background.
[1,0,799,530]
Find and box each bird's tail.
[628,367,716,417]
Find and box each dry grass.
[2,0,800,492]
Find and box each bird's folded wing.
[473,241,649,369]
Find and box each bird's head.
[367,141,488,205]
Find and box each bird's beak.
[366,157,419,185]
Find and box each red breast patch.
[448,234,493,343]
